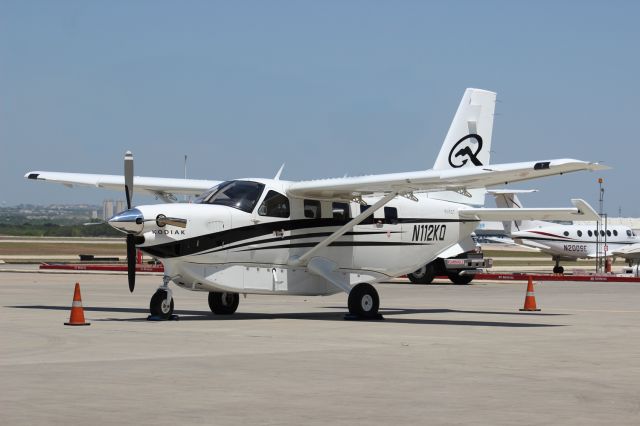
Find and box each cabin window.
[303,200,322,219]
[613,230,618,237]
[577,230,582,237]
[359,205,375,225]
[332,202,350,221]
[563,231,569,237]
[600,230,605,237]
[258,190,290,218]
[588,230,592,237]
[627,230,633,237]
[606,230,611,237]
[384,207,398,225]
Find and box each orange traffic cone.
[520,276,541,311]
[64,283,90,326]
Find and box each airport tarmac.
[2,272,640,425]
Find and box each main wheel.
[150,289,174,319]
[348,283,380,318]
[407,263,435,284]
[553,265,564,274]
[208,292,240,315]
[447,271,474,285]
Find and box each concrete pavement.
[1,272,639,425]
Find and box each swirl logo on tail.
[448,134,483,168]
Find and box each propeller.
[124,151,136,292]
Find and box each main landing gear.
[553,258,565,274]
[208,292,240,315]
[346,283,383,320]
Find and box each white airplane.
[490,190,639,273]
[26,88,604,319]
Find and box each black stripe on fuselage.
[237,241,427,252]
[142,217,469,259]
[196,230,402,256]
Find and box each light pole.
[597,178,605,273]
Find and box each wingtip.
[25,171,41,180]
[590,162,611,171]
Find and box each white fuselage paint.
[132,179,478,296]
[511,224,640,260]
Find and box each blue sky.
[1,1,638,215]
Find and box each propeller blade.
[126,234,136,292]
[124,151,134,209]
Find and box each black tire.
[208,292,240,315]
[447,271,474,285]
[150,289,174,319]
[407,263,435,284]
[348,283,380,318]
[553,265,564,274]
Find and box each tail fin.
[488,190,546,233]
[429,88,497,206]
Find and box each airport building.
[101,200,126,221]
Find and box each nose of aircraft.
[108,208,144,234]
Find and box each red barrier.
[40,263,164,273]
[466,273,640,283]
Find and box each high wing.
[287,159,607,200]
[25,171,219,202]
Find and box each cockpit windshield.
[194,180,265,213]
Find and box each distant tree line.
[0,222,122,237]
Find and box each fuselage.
[511,224,639,259]
[126,178,479,296]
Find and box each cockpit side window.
[258,190,290,218]
[332,202,351,221]
[304,200,322,219]
[195,180,265,213]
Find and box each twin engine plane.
[26,88,605,319]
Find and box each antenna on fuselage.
[274,163,285,181]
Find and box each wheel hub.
[160,299,171,314]
[361,294,373,312]
[413,267,426,278]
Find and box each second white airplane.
[491,190,639,273]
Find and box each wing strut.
[291,191,398,266]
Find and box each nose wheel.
[148,276,177,320]
[150,289,174,319]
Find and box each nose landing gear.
[148,276,178,321]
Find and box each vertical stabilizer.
[429,88,497,206]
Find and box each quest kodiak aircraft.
[26,89,604,319]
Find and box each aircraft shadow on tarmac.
[8,305,565,327]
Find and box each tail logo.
[448,134,483,168]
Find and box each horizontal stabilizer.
[459,199,600,222]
